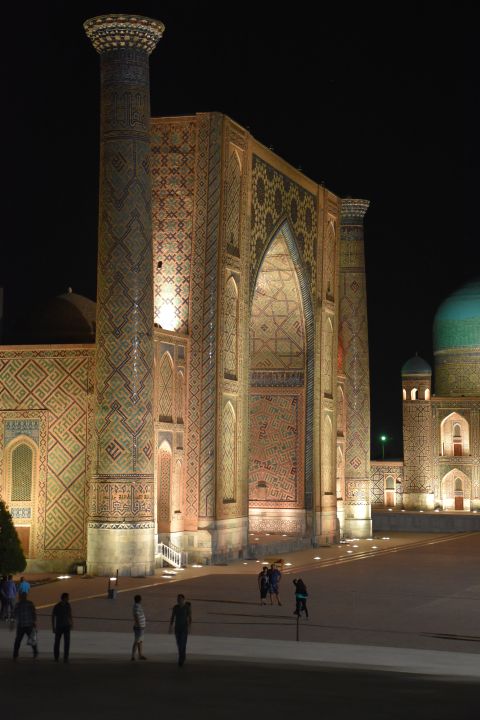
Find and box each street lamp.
[380,435,387,460]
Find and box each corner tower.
[401,355,434,509]
[84,15,164,575]
[339,199,372,537]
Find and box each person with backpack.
[293,578,308,618]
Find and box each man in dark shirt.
[169,594,192,667]
[52,592,73,662]
[13,592,37,659]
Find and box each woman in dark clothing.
[293,578,308,618]
[258,567,269,605]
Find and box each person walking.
[18,577,31,596]
[5,575,17,623]
[131,594,147,661]
[0,575,8,620]
[13,592,38,660]
[268,564,282,606]
[52,592,73,662]
[293,578,308,618]
[169,594,192,667]
[258,567,269,605]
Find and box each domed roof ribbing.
[433,278,480,351]
[401,355,432,375]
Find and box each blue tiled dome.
[401,355,432,376]
[433,279,480,351]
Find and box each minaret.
[401,356,434,509]
[84,15,164,575]
[339,198,372,537]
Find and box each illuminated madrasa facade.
[0,15,477,575]
[370,280,480,515]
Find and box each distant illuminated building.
[371,279,480,512]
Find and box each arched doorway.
[3,436,38,557]
[248,222,313,536]
[441,469,471,511]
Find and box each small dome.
[20,289,96,344]
[433,278,480,351]
[401,355,432,376]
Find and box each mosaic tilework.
[370,463,404,506]
[151,118,196,334]
[157,443,172,524]
[403,401,433,493]
[185,114,223,519]
[339,201,371,516]
[0,348,94,560]
[250,232,305,371]
[250,156,317,298]
[434,349,480,396]
[185,115,210,521]
[223,277,239,379]
[158,352,174,421]
[224,144,242,257]
[249,390,304,507]
[324,222,336,301]
[93,46,155,487]
[89,477,154,520]
[221,402,236,502]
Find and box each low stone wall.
[372,510,480,533]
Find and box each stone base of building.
[314,509,340,545]
[402,492,435,511]
[343,516,372,538]
[26,557,83,574]
[337,501,345,538]
[168,517,249,564]
[87,524,156,576]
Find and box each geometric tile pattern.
[223,276,238,379]
[249,390,304,507]
[251,156,317,298]
[158,352,174,421]
[151,118,196,334]
[221,402,236,502]
[402,401,433,493]
[0,348,94,560]
[92,46,155,531]
[339,200,371,514]
[250,232,305,370]
[10,443,33,501]
[198,114,223,518]
[434,349,480,396]
[185,114,211,521]
[370,463,404,506]
[224,145,242,257]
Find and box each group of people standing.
[1,575,30,621]
[258,565,309,618]
[8,581,192,668]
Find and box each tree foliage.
[0,501,26,574]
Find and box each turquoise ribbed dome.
[433,279,480,351]
[401,355,432,375]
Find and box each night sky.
[1,2,478,459]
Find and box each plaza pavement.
[1,531,479,681]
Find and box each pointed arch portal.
[248,222,314,531]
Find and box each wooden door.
[15,526,30,555]
[454,496,464,511]
[385,490,395,507]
